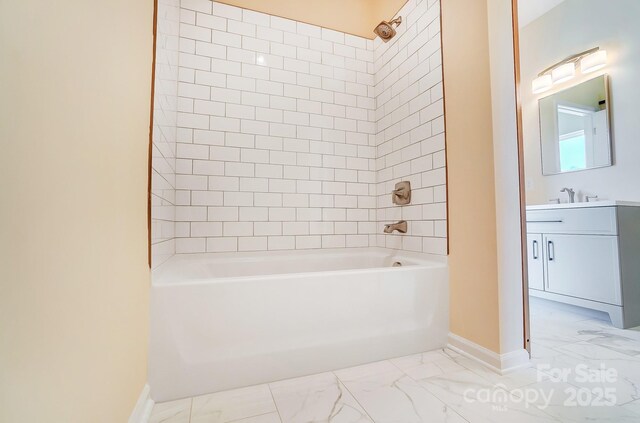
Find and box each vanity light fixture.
[551,62,576,84]
[531,47,607,94]
[581,50,607,73]
[532,74,553,94]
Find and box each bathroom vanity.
[526,201,640,328]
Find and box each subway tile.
[227,19,255,37]
[182,0,212,14]
[242,9,270,27]
[226,103,255,119]
[176,206,208,221]
[242,36,270,54]
[180,23,211,42]
[270,15,297,33]
[210,116,241,132]
[209,146,240,162]
[191,222,223,237]
[238,236,268,251]
[268,179,296,193]
[256,80,283,96]
[192,159,225,175]
[255,164,283,178]
[209,176,240,191]
[254,222,282,236]
[225,132,255,148]
[223,221,253,236]
[283,32,309,48]
[160,0,447,256]
[239,206,269,221]
[176,237,206,253]
[223,191,253,206]
[225,161,254,177]
[207,237,238,252]
[227,47,256,64]
[193,99,225,116]
[282,221,309,236]
[256,107,283,123]
[321,28,344,44]
[241,148,270,164]
[207,206,239,221]
[241,63,269,80]
[257,26,283,43]
[241,91,270,107]
[210,87,241,103]
[296,22,321,39]
[255,135,283,151]
[211,58,242,75]
[270,96,296,111]
[212,2,242,21]
[196,13,225,30]
[254,192,282,207]
[268,236,295,250]
[296,235,321,249]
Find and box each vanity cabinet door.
[527,233,545,291]
[545,234,622,305]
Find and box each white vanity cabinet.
[526,202,640,328]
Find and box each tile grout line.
[330,370,378,423]
[266,382,285,423]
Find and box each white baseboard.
[447,333,530,374]
[129,384,154,423]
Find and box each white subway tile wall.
[174,1,378,254]
[374,0,447,255]
[153,0,446,257]
[151,0,181,267]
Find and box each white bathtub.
[149,247,448,402]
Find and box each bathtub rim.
[152,247,448,286]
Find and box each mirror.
[539,75,612,175]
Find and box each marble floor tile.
[190,384,277,423]
[620,399,640,417]
[336,361,468,422]
[229,413,281,423]
[269,372,371,423]
[509,379,640,422]
[149,298,640,422]
[419,370,559,423]
[390,348,466,381]
[150,398,192,423]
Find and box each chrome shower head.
[373,16,402,42]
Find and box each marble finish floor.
[150,298,640,422]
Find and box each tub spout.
[383,220,407,234]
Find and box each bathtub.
[149,247,448,402]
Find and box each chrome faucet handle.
[586,195,599,203]
[549,198,561,204]
[560,187,576,203]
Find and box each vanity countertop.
[526,200,640,211]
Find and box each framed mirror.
[539,75,612,175]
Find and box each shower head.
[373,16,402,42]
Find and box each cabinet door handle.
[526,219,564,223]
[547,240,555,261]
[532,240,539,260]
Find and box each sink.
[526,200,640,211]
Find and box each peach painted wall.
[0,0,154,421]
[216,0,408,38]
[441,0,501,353]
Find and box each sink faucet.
[560,188,576,203]
[383,220,407,234]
